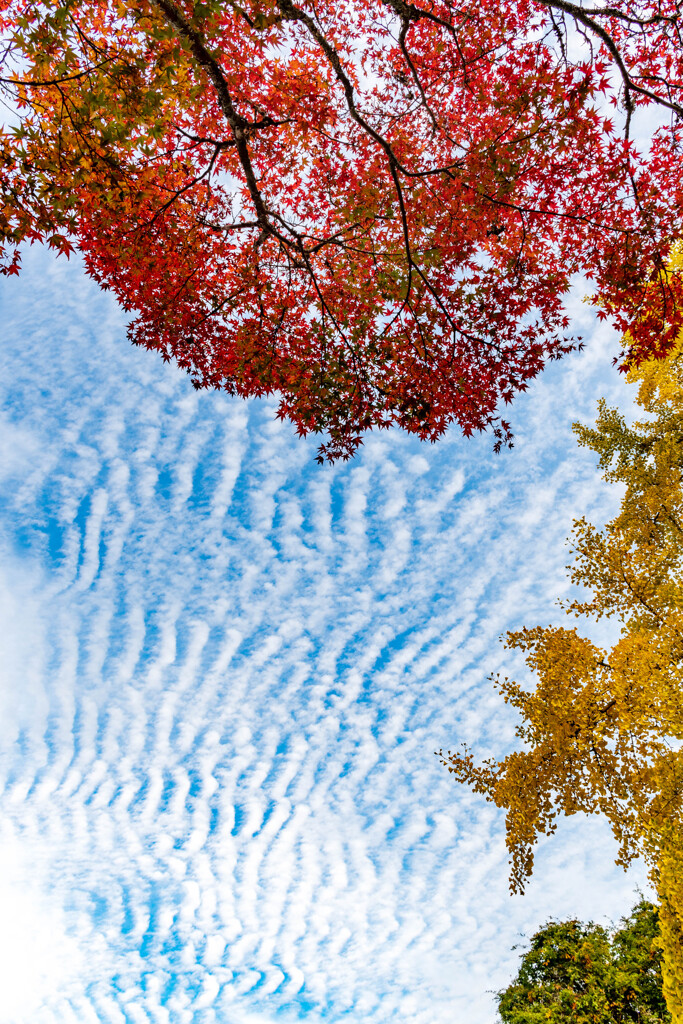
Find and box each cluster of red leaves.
[0,0,682,458]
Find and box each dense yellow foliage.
[440,244,683,1021]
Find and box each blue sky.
[0,247,650,1024]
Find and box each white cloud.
[0,248,651,1024]
[0,826,92,1023]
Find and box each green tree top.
[498,900,670,1024]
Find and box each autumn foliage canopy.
[1,0,682,458]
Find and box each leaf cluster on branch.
[1,0,682,458]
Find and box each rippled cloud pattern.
[0,250,648,1024]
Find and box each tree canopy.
[498,899,670,1024]
[1,0,682,458]
[440,245,683,1020]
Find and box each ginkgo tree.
[439,247,683,1021]
[1,0,682,459]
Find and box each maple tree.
[498,899,669,1024]
[439,246,683,1021]
[1,0,682,459]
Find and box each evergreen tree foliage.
[498,900,670,1024]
